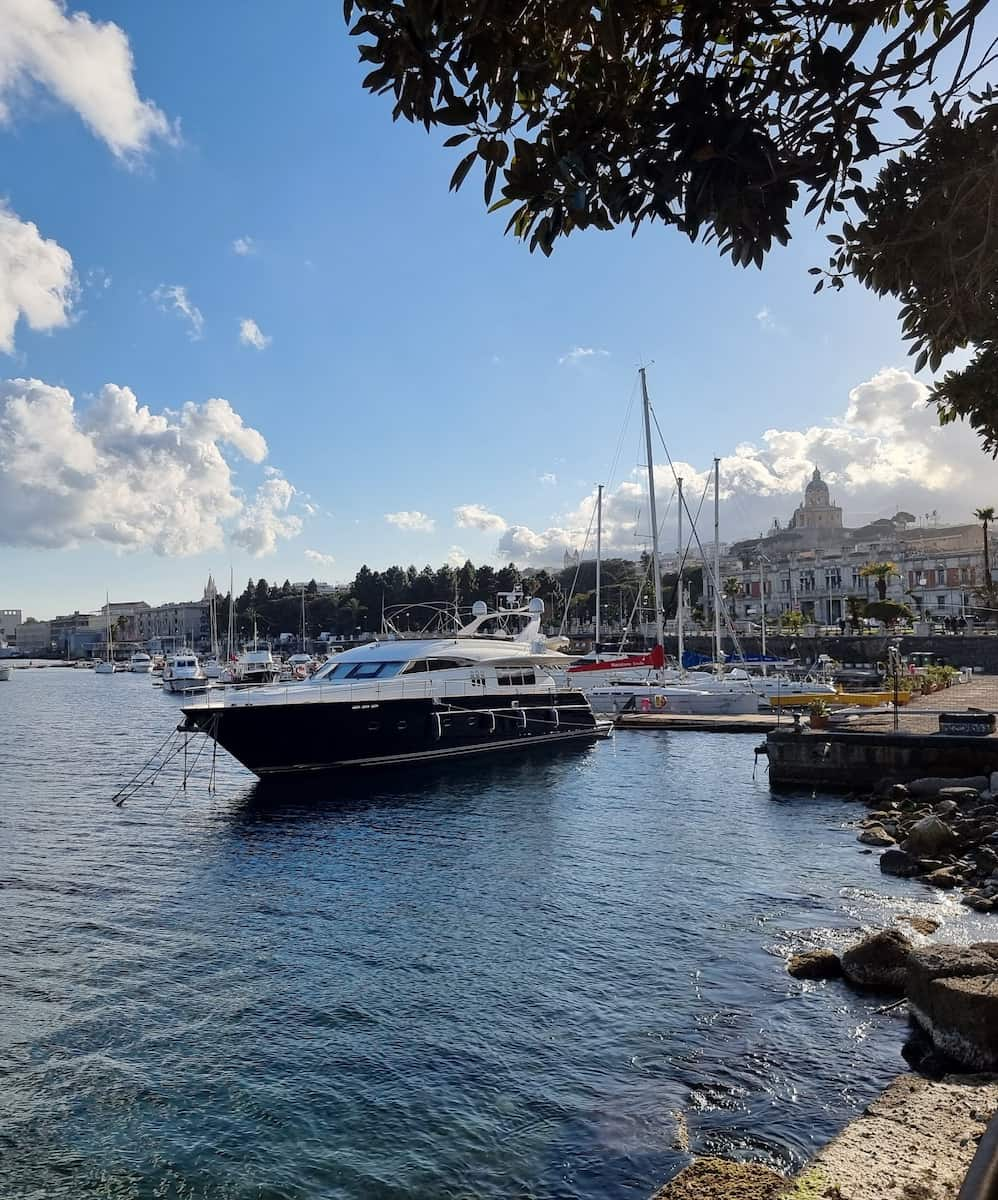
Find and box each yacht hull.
[182,692,606,777]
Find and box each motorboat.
[129,651,153,674]
[162,651,207,694]
[222,642,282,686]
[282,653,316,681]
[588,681,760,716]
[181,598,611,777]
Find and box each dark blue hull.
[182,692,604,777]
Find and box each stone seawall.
[767,729,998,790]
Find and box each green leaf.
[894,105,924,130]
[449,150,477,192]
[444,132,471,147]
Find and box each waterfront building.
[13,620,52,653]
[723,468,985,625]
[0,608,22,643]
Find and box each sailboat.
[203,576,222,679]
[95,594,117,674]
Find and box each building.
[0,608,22,643]
[723,468,985,626]
[14,620,52,653]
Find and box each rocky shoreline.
[652,774,998,1198]
[855,773,998,910]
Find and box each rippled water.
[0,667,977,1199]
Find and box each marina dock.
[614,711,781,733]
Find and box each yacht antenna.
[639,368,665,650]
[594,483,603,652]
[713,457,722,672]
[676,477,684,672]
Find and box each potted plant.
[807,698,830,729]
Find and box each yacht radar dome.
[528,597,544,614]
[471,601,488,618]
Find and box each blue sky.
[1,1,993,618]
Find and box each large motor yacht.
[181,599,610,777]
[129,651,153,673]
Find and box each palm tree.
[859,561,898,602]
[974,507,995,590]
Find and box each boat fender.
[640,697,651,712]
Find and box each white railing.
[186,677,561,710]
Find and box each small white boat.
[95,591,119,674]
[0,663,13,681]
[162,652,207,694]
[226,641,281,686]
[94,660,117,675]
[129,651,153,673]
[588,682,760,716]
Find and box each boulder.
[902,815,958,857]
[880,848,920,878]
[908,776,988,798]
[889,783,910,802]
[650,1157,789,1200]
[788,949,842,980]
[906,945,998,1070]
[858,824,896,847]
[842,929,913,993]
[900,915,940,935]
[937,787,983,805]
[933,798,960,817]
[925,867,960,890]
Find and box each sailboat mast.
[594,483,603,651]
[713,457,722,670]
[300,585,306,651]
[759,557,768,672]
[640,368,665,649]
[676,477,684,671]
[227,567,235,659]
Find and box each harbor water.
[0,668,971,1199]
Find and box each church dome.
[804,467,829,507]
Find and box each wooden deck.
[614,712,782,733]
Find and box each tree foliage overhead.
[826,104,998,452]
[346,0,998,442]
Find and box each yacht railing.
[185,677,562,709]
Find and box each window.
[937,595,947,609]
[313,660,405,683]
[497,670,536,686]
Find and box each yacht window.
[348,661,406,680]
[497,670,535,686]
[400,660,429,674]
[425,658,472,671]
[313,660,405,683]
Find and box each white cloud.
[558,346,609,366]
[238,317,271,350]
[84,266,111,291]
[0,0,176,159]
[304,548,335,567]
[539,472,557,486]
[232,236,255,256]
[152,284,203,340]
[755,306,779,334]
[385,510,435,532]
[0,202,76,353]
[447,545,467,567]
[232,475,302,556]
[453,503,508,533]
[491,368,996,562]
[0,378,293,555]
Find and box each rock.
[915,859,944,873]
[889,783,910,802]
[908,776,989,798]
[650,1157,789,1200]
[991,769,998,794]
[906,945,998,1070]
[934,798,960,817]
[926,867,959,889]
[863,810,891,823]
[880,848,920,878]
[970,898,994,912]
[900,915,940,935]
[902,815,959,858]
[858,824,896,847]
[937,787,983,805]
[788,949,842,980]
[842,929,913,993]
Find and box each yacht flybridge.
[181,598,611,777]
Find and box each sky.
[1,0,995,619]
